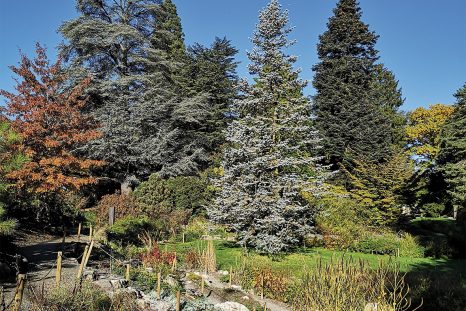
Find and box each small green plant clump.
[231,255,419,311]
[29,281,143,311]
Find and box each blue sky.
[0,0,464,111]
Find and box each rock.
[241,296,249,300]
[364,303,378,311]
[110,278,128,290]
[164,275,180,287]
[84,268,97,281]
[136,299,150,309]
[214,302,249,311]
[93,279,113,292]
[231,285,242,291]
[120,287,143,299]
[153,300,172,311]
[218,270,229,276]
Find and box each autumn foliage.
[95,193,140,225]
[406,104,455,164]
[0,44,103,193]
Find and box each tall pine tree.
[312,0,392,167]
[438,83,466,218]
[210,0,327,254]
[370,64,406,147]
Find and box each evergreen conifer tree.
[312,0,392,166]
[60,0,225,187]
[183,37,239,154]
[210,0,327,254]
[60,0,166,191]
[155,0,186,61]
[438,83,466,218]
[370,64,406,146]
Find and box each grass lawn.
[164,240,466,276]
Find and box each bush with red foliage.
[141,244,176,269]
[96,193,140,225]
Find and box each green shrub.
[315,194,368,249]
[398,233,425,257]
[408,217,464,258]
[420,202,446,217]
[107,215,156,246]
[30,280,144,311]
[354,232,424,257]
[355,233,400,255]
[166,175,212,217]
[0,204,16,236]
[183,218,209,241]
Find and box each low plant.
[354,232,424,258]
[140,244,176,269]
[420,202,446,218]
[0,204,16,236]
[107,215,157,246]
[291,257,421,311]
[29,280,142,311]
[183,249,203,270]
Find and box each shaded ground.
[1,232,81,310]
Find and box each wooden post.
[261,273,264,299]
[229,266,232,287]
[176,291,181,311]
[182,232,185,243]
[200,275,205,295]
[77,223,82,241]
[76,245,89,280]
[156,272,161,299]
[109,206,115,226]
[125,264,130,281]
[13,274,26,311]
[82,240,94,269]
[0,286,5,311]
[172,252,177,272]
[89,225,93,241]
[56,251,63,286]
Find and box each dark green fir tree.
[438,83,466,218]
[312,0,392,167]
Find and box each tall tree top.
[155,0,186,60]
[244,0,307,116]
[248,0,294,75]
[317,0,379,61]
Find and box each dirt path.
[1,233,81,310]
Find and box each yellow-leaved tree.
[406,104,455,165]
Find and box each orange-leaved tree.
[0,43,104,194]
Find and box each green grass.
[164,240,466,276]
